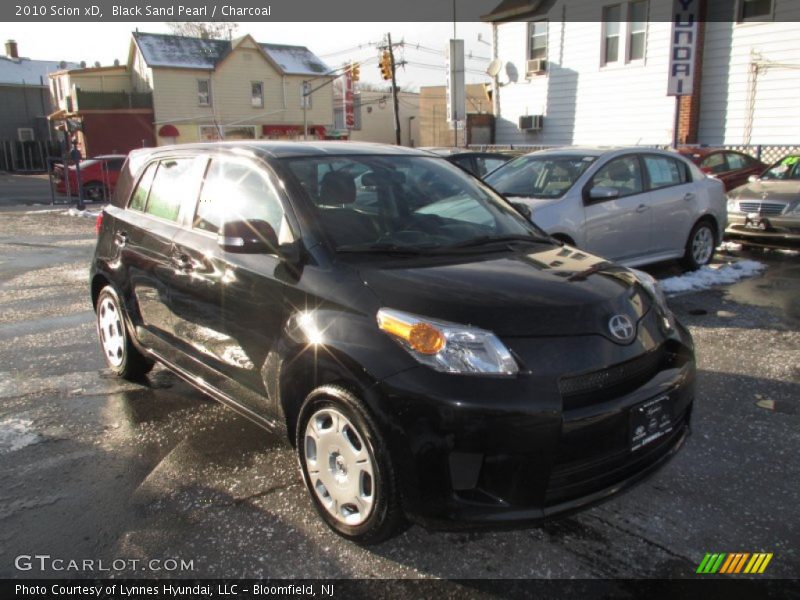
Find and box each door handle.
[684,192,696,201]
[171,253,193,272]
[114,231,128,247]
[635,204,649,213]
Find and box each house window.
[628,1,647,61]
[602,5,622,65]
[251,81,264,108]
[301,82,312,109]
[199,125,221,141]
[738,0,772,20]
[198,79,211,106]
[528,20,547,61]
[17,128,34,142]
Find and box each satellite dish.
[486,58,502,77]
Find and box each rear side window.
[725,152,752,170]
[195,159,284,236]
[128,162,158,212]
[145,158,194,222]
[643,155,687,189]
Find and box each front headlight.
[377,308,518,376]
[727,199,739,212]
[629,269,670,316]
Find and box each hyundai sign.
[667,0,700,96]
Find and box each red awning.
[262,124,326,138]
[158,124,180,137]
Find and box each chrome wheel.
[691,225,714,265]
[304,407,375,526]
[97,295,125,367]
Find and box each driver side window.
[591,156,644,198]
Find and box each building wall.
[419,84,492,147]
[150,38,334,145]
[698,0,800,145]
[493,2,678,146]
[0,85,53,141]
[349,90,419,146]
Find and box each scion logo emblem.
[608,314,635,342]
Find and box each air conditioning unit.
[526,58,547,75]
[519,115,543,131]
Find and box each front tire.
[83,181,107,203]
[296,385,404,544]
[682,220,716,270]
[96,286,154,380]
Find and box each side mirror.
[748,174,759,183]
[218,220,278,254]
[511,201,532,219]
[588,186,620,201]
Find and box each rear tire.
[296,385,405,544]
[682,220,716,271]
[95,286,154,380]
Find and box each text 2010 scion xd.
[91,142,695,543]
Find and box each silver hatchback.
[484,147,727,269]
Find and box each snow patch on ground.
[66,208,101,218]
[0,417,40,454]
[659,260,766,295]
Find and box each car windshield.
[484,154,596,199]
[280,155,548,253]
[760,156,800,180]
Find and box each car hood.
[505,196,561,210]
[358,245,650,339]
[730,180,800,202]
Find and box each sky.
[0,21,494,90]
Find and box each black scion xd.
[91,142,695,543]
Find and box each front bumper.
[725,213,800,245]
[370,314,695,529]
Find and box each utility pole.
[387,33,402,146]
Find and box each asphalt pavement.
[0,207,797,582]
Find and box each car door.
[117,158,193,353]
[642,153,697,255]
[582,154,652,262]
[168,156,292,415]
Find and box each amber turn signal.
[377,310,446,355]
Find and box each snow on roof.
[260,43,330,76]
[0,56,80,86]
[133,32,330,76]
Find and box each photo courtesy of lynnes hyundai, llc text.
[90,141,695,543]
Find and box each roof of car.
[522,146,680,158]
[130,141,435,160]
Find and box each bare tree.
[166,22,239,40]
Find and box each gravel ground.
[0,208,797,581]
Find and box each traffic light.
[351,61,360,82]
[379,51,392,80]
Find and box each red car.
[54,155,126,202]
[677,147,766,192]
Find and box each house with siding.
[483,0,800,148]
[128,32,334,145]
[0,40,77,143]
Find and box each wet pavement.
[0,208,798,580]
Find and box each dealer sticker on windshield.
[630,395,674,451]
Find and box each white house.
[483,0,800,147]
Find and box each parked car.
[420,147,516,178]
[483,147,727,270]
[677,147,766,192]
[725,154,800,247]
[91,142,695,543]
[54,154,126,202]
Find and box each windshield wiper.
[336,242,441,255]
[438,234,550,251]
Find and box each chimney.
[5,40,18,59]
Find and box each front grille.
[558,347,668,410]
[738,201,787,216]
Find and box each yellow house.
[128,32,334,145]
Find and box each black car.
[420,147,516,178]
[91,142,695,543]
